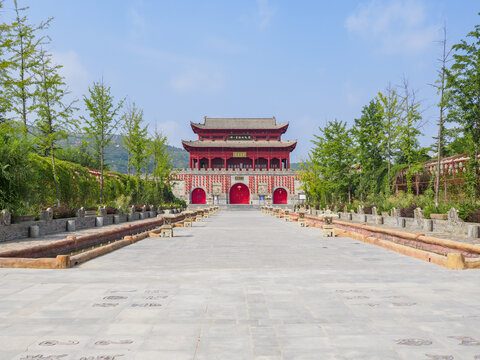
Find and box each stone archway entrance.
[273,188,288,204]
[191,188,206,204]
[230,183,250,204]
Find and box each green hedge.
[6,153,180,215]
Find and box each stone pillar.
[1,209,11,226]
[95,216,104,227]
[77,207,85,218]
[424,219,434,232]
[468,225,480,239]
[29,225,40,238]
[67,220,76,232]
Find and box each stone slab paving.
[1,211,480,360]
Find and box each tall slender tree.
[303,120,354,205]
[34,49,77,206]
[352,98,385,199]
[4,0,51,132]
[121,101,143,176]
[397,78,422,167]
[82,79,124,204]
[150,129,172,204]
[446,17,480,204]
[431,26,451,206]
[378,84,402,195]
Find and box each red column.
[197,157,201,170]
[252,156,256,170]
[267,157,270,170]
[224,157,228,169]
[287,157,290,169]
[208,157,211,169]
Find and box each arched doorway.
[191,188,206,204]
[230,183,250,204]
[273,188,287,204]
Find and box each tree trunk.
[51,144,60,207]
[127,151,130,176]
[435,28,447,207]
[100,145,104,204]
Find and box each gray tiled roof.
[192,117,288,129]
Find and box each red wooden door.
[191,188,206,204]
[230,183,250,204]
[273,188,287,204]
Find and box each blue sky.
[13,0,480,161]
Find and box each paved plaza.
[1,211,480,359]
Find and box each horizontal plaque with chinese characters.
[233,152,247,157]
[227,135,252,141]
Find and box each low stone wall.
[0,212,160,243]
[335,212,480,239]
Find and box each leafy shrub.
[105,206,117,215]
[51,205,76,219]
[400,204,416,218]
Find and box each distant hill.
[62,133,189,173]
[61,133,302,173]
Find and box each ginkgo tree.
[82,79,124,204]
[34,49,77,207]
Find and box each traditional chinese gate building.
[171,117,302,205]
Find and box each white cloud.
[51,50,90,95]
[257,0,275,30]
[170,66,225,94]
[345,0,439,54]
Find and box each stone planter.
[430,213,447,221]
[12,214,35,223]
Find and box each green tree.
[0,119,33,213]
[432,26,451,206]
[303,120,354,205]
[150,129,172,204]
[82,79,124,204]
[352,98,385,199]
[378,84,402,195]
[121,101,143,176]
[3,0,51,132]
[397,78,422,168]
[446,17,480,203]
[130,109,148,202]
[0,1,12,118]
[34,49,77,206]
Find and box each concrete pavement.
[1,211,479,359]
